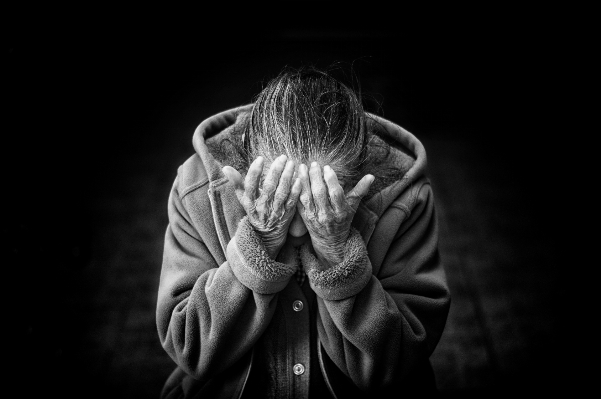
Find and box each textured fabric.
[228,216,296,294]
[301,227,371,301]
[156,104,451,398]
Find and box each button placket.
[281,280,311,396]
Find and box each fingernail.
[324,165,330,172]
[299,164,306,173]
[311,161,318,168]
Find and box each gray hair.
[246,67,368,186]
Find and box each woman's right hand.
[223,155,301,259]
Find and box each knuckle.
[270,202,283,213]
[255,202,267,215]
[307,213,318,223]
[351,194,362,204]
[262,181,277,192]
[313,188,327,200]
[334,212,347,223]
[243,198,255,211]
[346,193,360,205]
[274,190,288,203]
[285,193,297,205]
[312,178,325,189]
[314,196,328,208]
[299,192,311,205]
[331,186,344,199]
[311,177,322,188]
[317,210,331,224]
[278,178,291,191]
[266,215,279,226]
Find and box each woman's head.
[246,67,368,188]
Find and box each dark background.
[6,8,573,398]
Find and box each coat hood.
[191,104,428,219]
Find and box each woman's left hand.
[297,162,374,268]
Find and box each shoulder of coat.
[177,154,209,198]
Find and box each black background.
[6,6,575,397]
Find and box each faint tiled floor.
[425,137,559,394]
[53,133,560,398]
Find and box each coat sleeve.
[156,176,296,384]
[303,181,451,393]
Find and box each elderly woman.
[156,68,450,398]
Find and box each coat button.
[293,363,305,375]
[292,300,304,312]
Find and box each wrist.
[230,217,297,294]
[264,243,283,260]
[300,227,372,300]
[312,242,345,268]
[257,232,285,260]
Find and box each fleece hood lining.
[192,104,427,217]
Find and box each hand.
[223,155,301,259]
[297,162,374,268]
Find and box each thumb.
[347,174,374,211]
[222,166,245,199]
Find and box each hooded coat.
[156,104,451,398]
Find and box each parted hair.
[246,67,369,187]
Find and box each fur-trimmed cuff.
[300,228,372,300]
[228,217,296,294]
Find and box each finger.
[309,162,329,213]
[346,174,375,211]
[323,165,346,213]
[284,177,302,214]
[272,159,295,211]
[222,166,244,190]
[222,165,245,202]
[298,163,315,213]
[267,159,295,224]
[244,157,264,200]
[261,154,287,201]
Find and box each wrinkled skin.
[223,155,301,259]
[297,162,374,268]
[224,157,373,268]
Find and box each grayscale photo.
[7,7,571,399]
